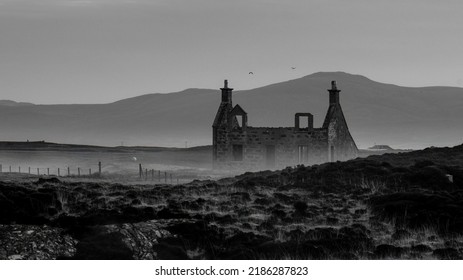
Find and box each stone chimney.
[328,80,340,105]
[220,79,233,104]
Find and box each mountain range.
[1,72,461,149]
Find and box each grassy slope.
[1,144,462,260]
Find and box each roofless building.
[212,80,358,171]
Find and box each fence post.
[78,168,80,177]
[98,162,102,176]
[151,169,154,181]
[47,168,49,176]
[145,169,148,181]
[29,167,31,174]
[139,164,142,179]
[164,172,167,183]
[0,164,2,173]
[19,166,21,173]
[158,170,161,182]
[89,168,91,175]
[37,168,39,176]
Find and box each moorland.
[1,144,462,260]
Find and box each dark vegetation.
[1,144,463,259]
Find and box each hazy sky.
[0,0,462,104]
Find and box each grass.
[356,176,387,194]
[1,144,463,259]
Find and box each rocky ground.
[1,144,463,260]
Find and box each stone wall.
[214,126,329,171]
[325,105,358,162]
[212,80,359,172]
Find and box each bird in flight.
[291,67,296,70]
[249,72,254,75]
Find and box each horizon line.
[1,71,462,106]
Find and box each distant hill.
[0,141,208,153]
[360,143,463,167]
[0,100,34,107]
[368,145,394,150]
[0,72,462,149]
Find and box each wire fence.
[0,162,192,185]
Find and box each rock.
[8,254,24,260]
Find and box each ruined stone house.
[212,80,358,171]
